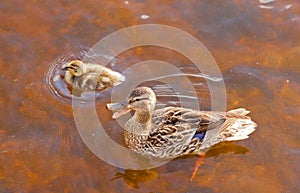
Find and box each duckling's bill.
[106,102,132,119]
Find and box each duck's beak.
[106,101,132,119]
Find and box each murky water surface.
[0,0,299,192]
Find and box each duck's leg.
[190,152,206,181]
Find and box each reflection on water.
[111,169,158,189]
[108,142,250,189]
[0,0,299,192]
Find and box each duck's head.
[106,87,157,119]
[62,60,86,76]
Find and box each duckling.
[62,60,125,91]
[106,86,257,159]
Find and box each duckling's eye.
[135,98,141,102]
[70,63,77,68]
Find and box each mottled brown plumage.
[106,87,257,159]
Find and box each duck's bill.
[106,102,132,119]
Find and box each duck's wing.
[71,70,125,91]
[70,72,107,91]
[152,107,225,132]
[86,63,125,86]
[149,107,226,157]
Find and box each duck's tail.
[200,108,257,150]
[101,66,126,86]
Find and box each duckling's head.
[106,87,157,119]
[63,60,86,76]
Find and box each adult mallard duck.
[106,86,257,159]
[62,60,125,91]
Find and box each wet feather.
[107,87,257,159]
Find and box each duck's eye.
[70,63,77,68]
[135,98,141,102]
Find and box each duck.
[62,60,125,91]
[106,86,257,159]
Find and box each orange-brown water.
[0,0,299,192]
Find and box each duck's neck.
[124,110,152,136]
[133,110,152,124]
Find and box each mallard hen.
[106,86,257,159]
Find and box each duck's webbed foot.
[190,152,206,181]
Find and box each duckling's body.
[63,60,125,91]
[107,87,257,159]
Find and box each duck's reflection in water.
[110,142,249,189]
[111,169,158,189]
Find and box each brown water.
[1,0,299,192]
